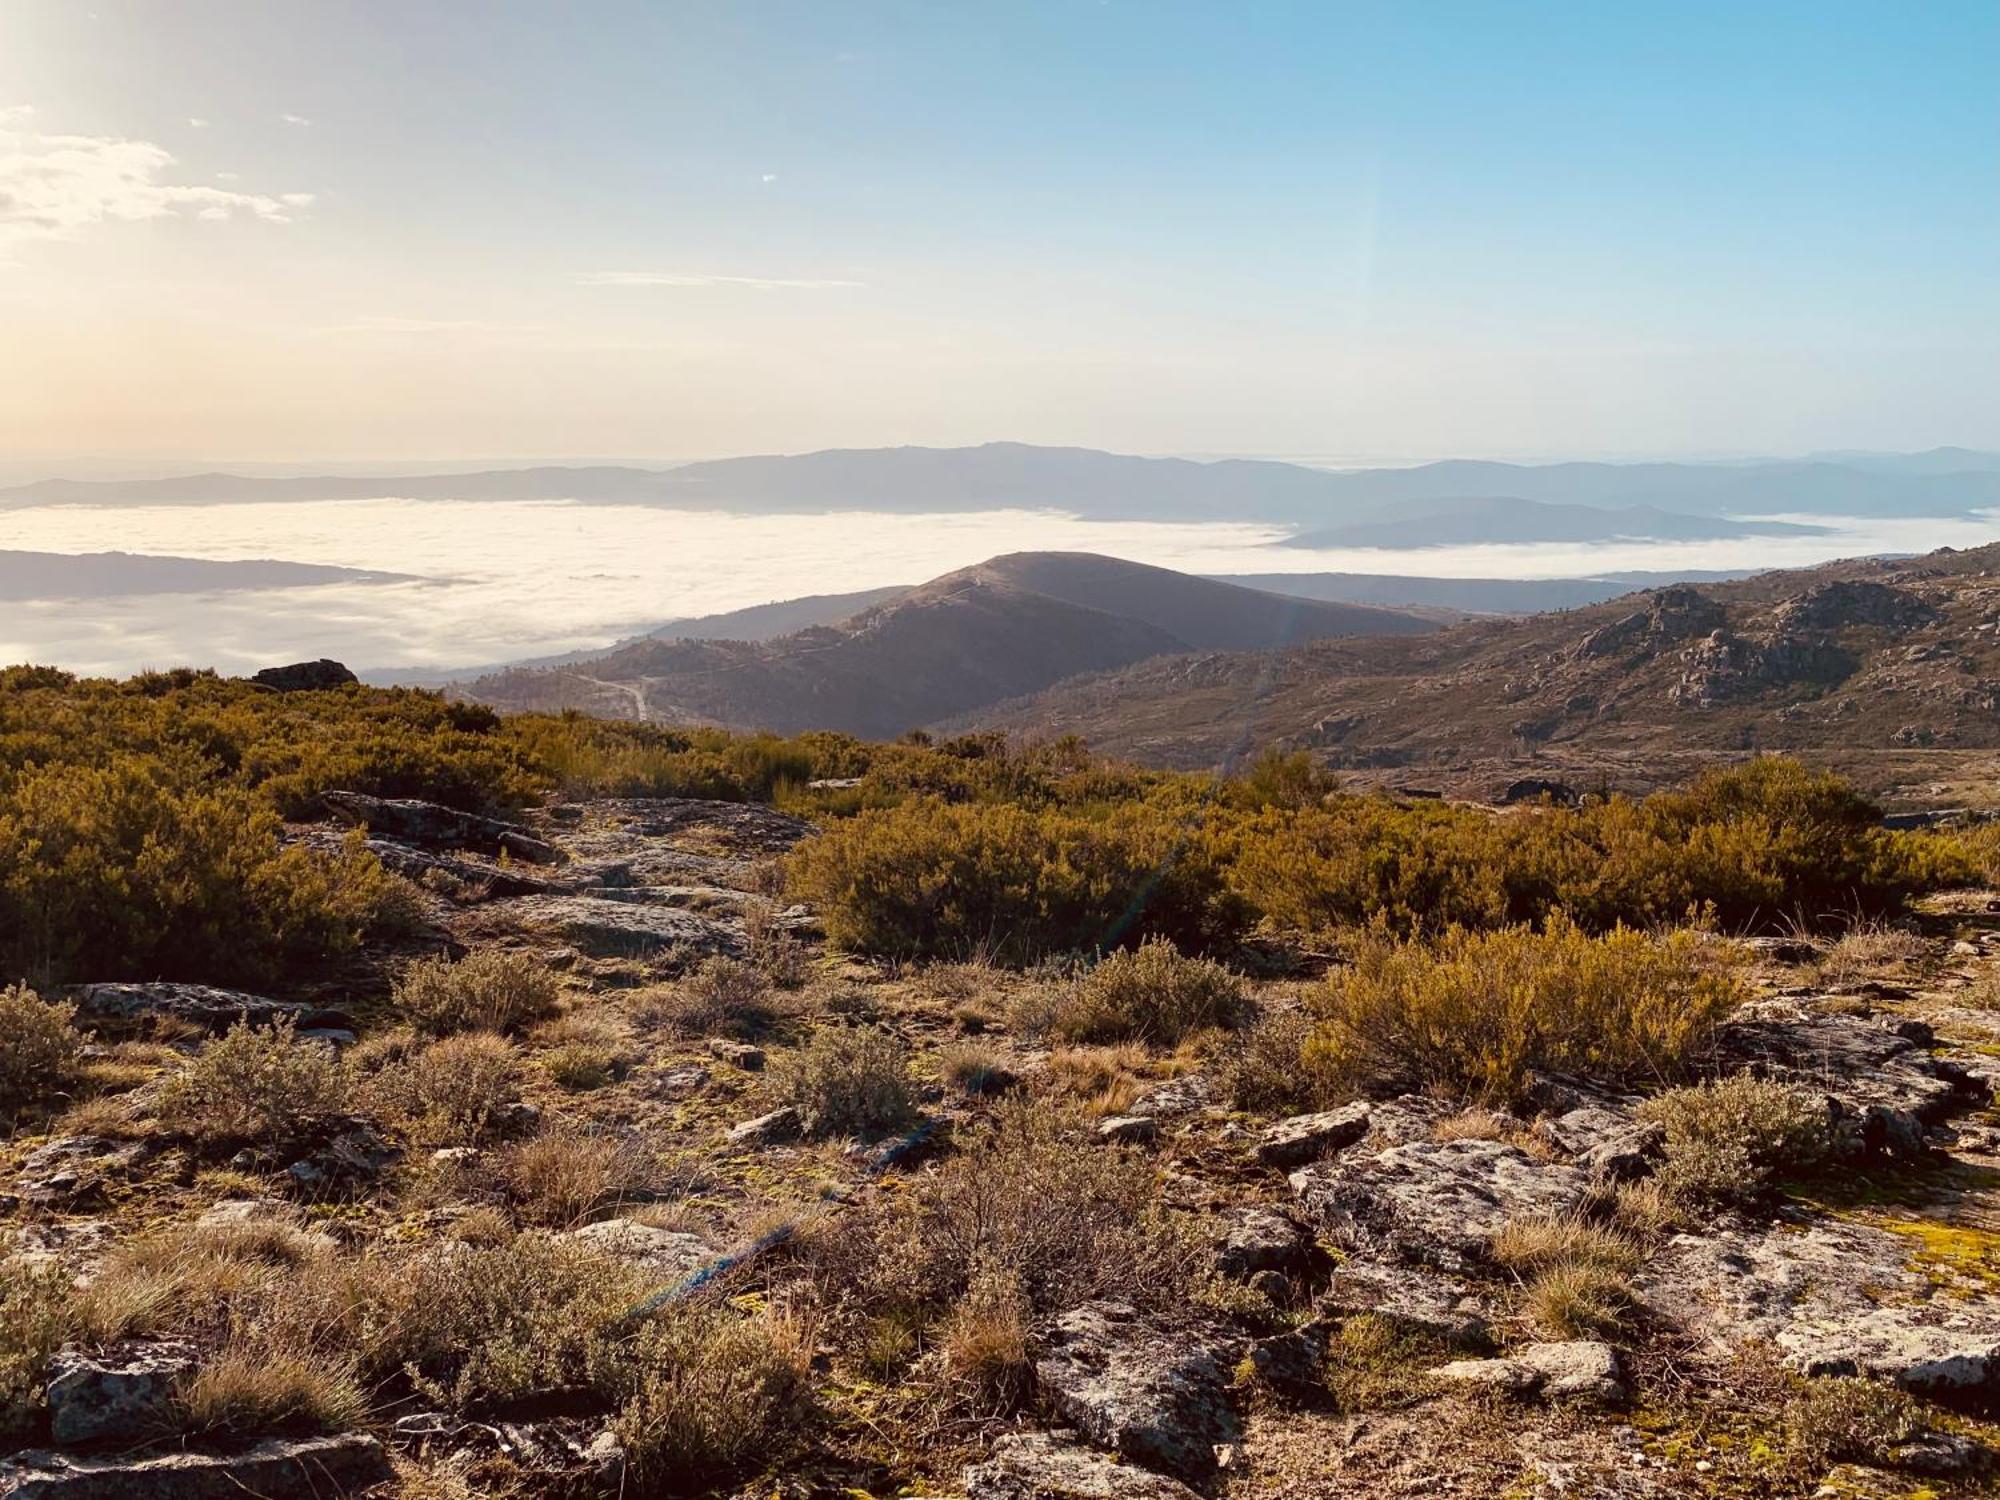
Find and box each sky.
[2,1,1996,471]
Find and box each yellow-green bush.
[784,798,1247,960]
[0,983,85,1115]
[1051,936,1245,1045]
[0,759,397,985]
[1636,1073,1832,1206]
[1305,918,1744,1105]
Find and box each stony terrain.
[7,790,2000,1497]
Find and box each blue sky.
[1,1,1995,467]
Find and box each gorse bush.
[1636,1073,1832,1206]
[0,983,85,1115]
[393,949,562,1037]
[784,798,1247,960]
[0,760,396,985]
[1305,917,1744,1106]
[1051,936,1246,1046]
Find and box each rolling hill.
[452,552,1434,737]
[953,542,2000,803]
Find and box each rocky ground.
[6,794,2000,1497]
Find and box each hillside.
[957,542,2000,800]
[454,552,1434,736]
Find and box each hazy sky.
[2,1,1996,469]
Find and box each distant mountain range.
[0,550,407,602]
[451,552,1435,737]
[1281,498,1827,550]
[9,444,2000,536]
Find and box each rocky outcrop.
[1576,587,1726,661]
[1215,1207,1313,1281]
[1773,581,1941,635]
[0,1434,394,1499]
[564,1219,710,1279]
[13,1138,155,1211]
[1252,1103,1372,1168]
[495,895,743,959]
[1034,1302,1242,1481]
[249,659,358,692]
[1290,1136,1592,1270]
[963,1433,1203,1500]
[322,791,563,865]
[67,983,348,1037]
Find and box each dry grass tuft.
[363,1032,520,1145]
[177,1336,366,1437]
[645,956,781,1038]
[500,1129,653,1227]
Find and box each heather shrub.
[1637,1073,1832,1206]
[363,1033,521,1146]
[0,1260,72,1436]
[768,1026,916,1138]
[0,983,85,1115]
[1217,1007,1343,1114]
[393,949,561,1037]
[649,956,780,1038]
[608,1304,813,1486]
[1051,937,1246,1046]
[1780,1376,1925,1470]
[784,798,1247,960]
[1305,918,1743,1105]
[155,1019,352,1146]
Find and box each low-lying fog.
[5,498,1998,678]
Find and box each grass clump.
[1492,1212,1642,1339]
[394,949,560,1037]
[1051,937,1245,1046]
[1305,917,1741,1106]
[500,1129,652,1228]
[936,1041,1017,1097]
[0,983,85,1116]
[155,1018,351,1146]
[1637,1073,1832,1207]
[176,1336,366,1438]
[1814,918,1928,986]
[768,1026,915,1138]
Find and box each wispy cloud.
[0,106,313,250]
[279,112,312,126]
[315,315,542,336]
[573,270,862,290]
[187,117,210,129]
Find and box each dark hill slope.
[455,553,1434,736]
[953,543,2000,793]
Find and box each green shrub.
[784,798,1247,961]
[1217,1007,1343,1114]
[156,1019,352,1146]
[0,760,395,985]
[768,1026,915,1138]
[650,956,779,1038]
[1636,1073,1832,1206]
[0,983,85,1115]
[394,950,561,1037]
[1305,918,1742,1105]
[1052,937,1245,1046]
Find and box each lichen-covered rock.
[323,790,563,865]
[1533,1106,1663,1181]
[1636,1216,2000,1398]
[67,983,348,1036]
[495,895,743,959]
[565,1219,710,1279]
[1290,1136,1591,1270]
[1215,1207,1312,1281]
[963,1433,1203,1500]
[1252,1103,1372,1168]
[13,1137,154,1211]
[725,1107,800,1148]
[1096,1116,1160,1146]
[250,658,358,692]
[0,1433,394,1498]
[1034,1301,1243,1480]
[1431,1342,1624,1402]
[285,1125,400,1193]
[45,1341,197,1446]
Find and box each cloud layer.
[0,105,311,250]
[574,270,862,290]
